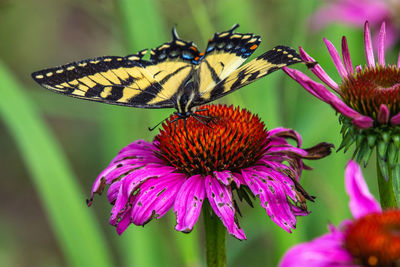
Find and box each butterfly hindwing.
[194,24,261,99]
[135,28,201,106]
[192,45,303,105]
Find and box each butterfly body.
[32,24,305,121]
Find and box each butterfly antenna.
[148,116,170,131]
[230,24,240,32]
[172,25,179,40]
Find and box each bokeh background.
[0,0,390,266]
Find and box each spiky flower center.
[340,66,400,122]
[154,105,268,176]
[344,210,400,267]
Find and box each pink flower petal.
[213,170,234,186]
[341,36,353,74]
[205,176,246,240]
[298,47,340,93]
[364,21,375,67]
[283,67,331,102]
[324,38,348,79]
[377,104,389,124]
[174,174,205,233]
[242,168,298,232]
[391,112,400,125]
[345,160,381,219]
[116,210,132,235]
[131,173,186,225]
[279,228,353,267]
[378,22,386,66]
[267,127,302,147]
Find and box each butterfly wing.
[32,28,201,109]
[193,45,304,105]
[194,24,261,97]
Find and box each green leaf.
[0,62,113,267]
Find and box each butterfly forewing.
[192,45,303,106]
[32,54,176,108]
[194,24,261,100]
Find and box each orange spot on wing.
[250,44,258,50]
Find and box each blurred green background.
[0,0,383,266]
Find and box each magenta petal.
[116,210,132,235]
[283,67,330,102]
[205,176,246,240]
[324,38,348,79]
[341,36,353,74]
[242,168,297,232]
[352,116,374,129]
[174,174,205,233]
[279,228,353,267]
[131,173,186,225]
[298,47,340,92]
[391,112,400,125]
[267,127,302,147]
[377,104,389,124]
[213,170,234,186]
[345,160,381,219]
[378,22,386,66]
[364,21,375,67]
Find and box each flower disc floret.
[341,66,400,120]
[155,105,268,176]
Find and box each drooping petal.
[391,112,400,125]
[267,127,303,147]
[298,47,340,92]
[116,209,132,235]
[242,168,298,232]
[345,160,381,219]
[279,227,354,267]
[378,22,386,66]
[213,170,234,186]
[131,172,186,225]
[377,104,389,124]
[324,38,348,79]
[205,175,246,240]
[341,36,353,74]
[364,21,375,67]
[352,116,374,129]
[174,174,205,233]
[303,78,374,128]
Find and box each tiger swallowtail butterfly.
[32,24,308,125]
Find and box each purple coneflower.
[279,160,400,267]
[311,0,400,48]
[283,21,400,181]
[88,104,332,239]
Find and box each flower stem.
[376,156,398,208]
[203,202,226,267]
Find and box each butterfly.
[32,24,308,126]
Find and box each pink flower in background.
[279,160,400,267]
[87,105,332,239]
[311,0,400,48]
[283,21,400,175]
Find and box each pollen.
[340,65,400,122]
[154,105,268,176]
[344,210,400,267]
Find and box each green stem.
[377,156,398,209]
[203,202,226,267]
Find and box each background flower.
[279,161,400,267]
[283,21,400,181]
[311,0,400,48]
